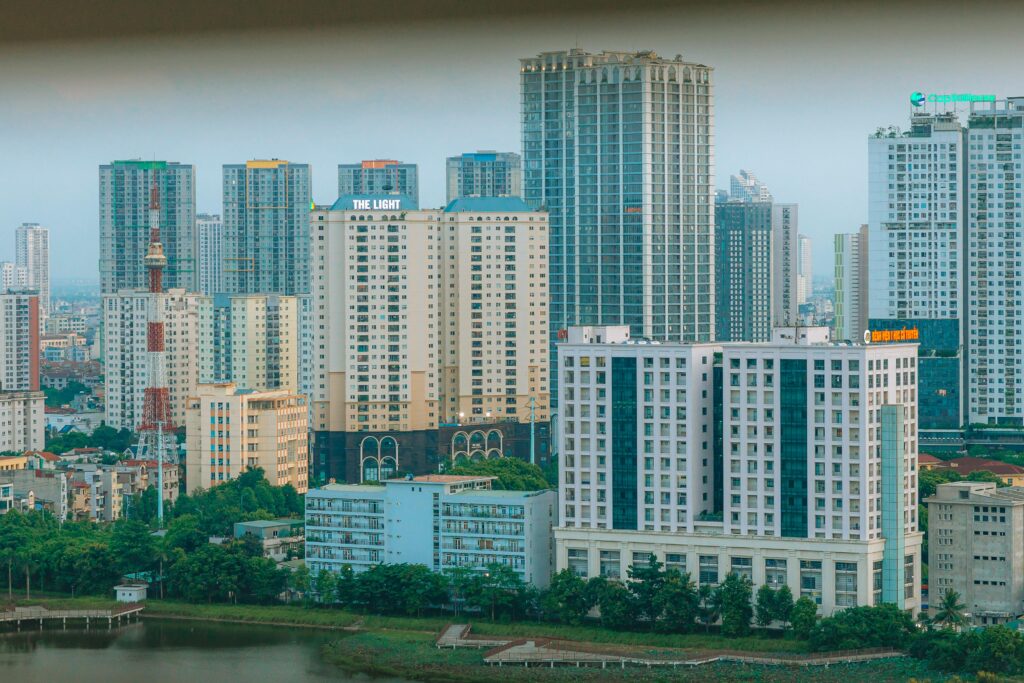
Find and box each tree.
[696,583,720,633]
[933,589,968,631]
[463,563,529,621]
[790,596,819,639]
[718,572,753,637]
[966,470,1010,487]
[807,603,915,651]
[965,625,1024,675]
[288,564,311,600]
[755,584,776,628]
[773,585,794,631]
[654,570,698,633]
[110,519,156,575]
[627,555,666,627]
[541,569,593,625]
[446,457,549,491]
[163,515,206,553]
[314,569,337,604]
[919,467,961,501]
[592,579,637,630]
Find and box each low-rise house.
[234,519,305,561]
[0,480,12,514]
[121,459,180,504]
[919,453,943,471]
[8,468,69,521]
[306,475,555,587]
[932,456,1024,487]
[0,455,29,472]
[23,450,61,470]
[68,465,124,522]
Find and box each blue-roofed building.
[446,151,522,203]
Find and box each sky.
[0,2,1020,281]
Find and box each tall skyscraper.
[834,225,869,342]
[0,292,40,391]
[196,213,224,295]
[310,195,549,483]
[521,49,715,356]
[337,160,418,205]
[445,151,522,202]
[197,293,299,393]
[966,98,1024,426]
[730,169,773,203]
[103,289,201,430]
[868,110,964,437]
[15,223,49,317]
[714,198,772,342]
[223,160,311,295]
[797,234,812,305]
[0,262,27,292]
[99,160,196,294]
[772,203,800,327]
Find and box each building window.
[764,558,787,588]
[600,550,621,579]
[800,560,822,605]
[835,561,858,607]
[873,560,883,605]
[665,553,686,575]
[904,555,915,600]
[567,548,588,577]
[699,555,719,586]
[731,557,753,582]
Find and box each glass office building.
[521,49,715,401]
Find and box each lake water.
[0,618,397,683]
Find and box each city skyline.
[2,6,1021,280]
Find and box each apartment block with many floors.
[555,325,922,615]
[184,382,308,493]
[305,475,555,586]
[310,195,550,484]
[446,151,522,202]
[0,292,39,391]
[337,160,418,205]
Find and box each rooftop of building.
[24,451,61,462]
[329,193,418,211]
[448,488,553,500]
[235,518,304,528]
[928,481,1024,503]
[935,456,1024,476]
[443,197,534,213]
[919,453,943,466]
[403,475,494,484]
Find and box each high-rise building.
[834,225,869,342]
[310,195,550,484]
[223,160,312,296]
[198,293,299,393]
[556,325,921,614]
[0,262,27,292]
[772,204,800,327]
[868,110,965,438]
[714,199,773,342]
[926,481,1024,626]
[197,213,224,295]
[797,234,812,306]
[184,383,309,493]
[306,475,555,586]
[730,169,773,203]
[521,49,715,359]
[966,98,1024,426]
[0,292,39,391]
[102,289,201,430]
[337,160,418,205]
[15,223,49,317]
[0,392,44,453]
[99,160,196,294]
[446,151,522,202]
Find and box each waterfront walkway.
[0,604,144,629]
[438,624,904,670]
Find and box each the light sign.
[352,198,402,210]
[863,327,920,344]
[911,91,995,107]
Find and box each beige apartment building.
[0,391,44,452]
[927,481,1024,625]
[310,195,549,484]
[198,293,299,393]
[185,383,309,494]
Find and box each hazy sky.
[0,2,1019,280]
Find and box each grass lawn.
[324,630,945,683]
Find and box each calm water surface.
[0,618,401,683]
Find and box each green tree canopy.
[446,457,549,491]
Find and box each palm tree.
[933,589,968,630]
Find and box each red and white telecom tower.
[138,181,174,525]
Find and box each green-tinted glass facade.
[880,404,906,604]
[611,356,637,530]
[780,358,808,537]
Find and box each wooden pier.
[0,604,144,630]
